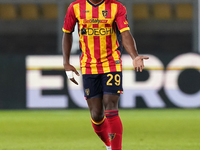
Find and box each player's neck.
[90,0,103,4]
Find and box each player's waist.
[80,53,121,65]
[80,63,122,75]
[81,59,121,66]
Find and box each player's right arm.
[62,3,79,85]
[62,32,79,85]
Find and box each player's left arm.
[121,30,149,72]
[115,3,149,72]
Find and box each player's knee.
[104,101,118,111]
[91,110,104,122]
[103,95,119,111]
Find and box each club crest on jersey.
[85,88,90,96]
[109,133,116,141]
[102,10,108,18]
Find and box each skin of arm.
[121,30,149,72]
[62,32,80,85]
[62,32,72,66]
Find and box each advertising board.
[26,53,200,109]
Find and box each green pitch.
[0,109,200,150]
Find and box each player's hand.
[64,64,80,85]
[133,55,149,72]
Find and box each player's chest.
[75,5,116,28]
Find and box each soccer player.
[62,0,149,149]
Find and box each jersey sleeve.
[115,3,130,33]
[62,4,77,33]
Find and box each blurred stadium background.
[0,0,200,149]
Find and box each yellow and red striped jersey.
[63,0,130,74]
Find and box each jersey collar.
[87,0,105,7]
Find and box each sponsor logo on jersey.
[124,20,128,25]
[81,27,114,36]
[115,60,120,64]
[83,19,108,24]
[82,10,90,13]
